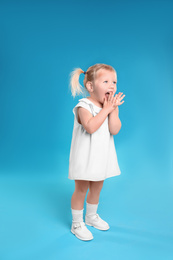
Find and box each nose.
[108,84,115,92]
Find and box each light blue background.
[0,0,172,259]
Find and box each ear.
[86,81,94,93]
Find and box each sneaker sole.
[71,229,94,241]
[85,222,110,231]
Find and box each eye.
[103,81,108,83]
[113,81,116,84]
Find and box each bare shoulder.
[77,107,93,127]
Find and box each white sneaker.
[71,221,94,241]
[85,214,110,230]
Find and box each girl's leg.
[71,180,89,210]
[71,180,93,241]
[85,180,109,230]
[86,180,104,204]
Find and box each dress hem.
[68,172,121,181]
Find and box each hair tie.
[83,71,87,74]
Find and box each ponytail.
[69,68,85,98]
[69,63,116,98]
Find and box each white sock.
[71,208,84,223]
[86,202,99,216]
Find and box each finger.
[113,96,117,103]
[114,94,118,101]
[107,93,111,101]
[104,97,108,103]
[113,97,118,105]
[115,96,119,102]
[110,92,114,101]
[108,92,113,102]
[116,94,125,101]
[118,92,123,98]
[119,94,125,101]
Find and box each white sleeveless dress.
[68,98,121,181]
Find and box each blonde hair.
[69,63,116,98]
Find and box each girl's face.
[91,69,117,105]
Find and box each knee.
[90,187,102,195]
[75,183,89,197]
[89,181,104,194]
[75,188,88,198]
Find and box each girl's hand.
[113,92,125,106]
[103,92,125,113]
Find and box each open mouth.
[105,92,110,98]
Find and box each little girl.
[68,63,125,241]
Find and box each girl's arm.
[78,107,110,134]
[108,106,122,135]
